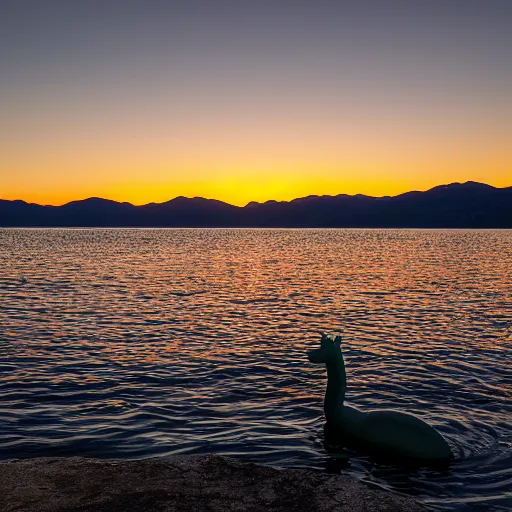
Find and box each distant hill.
[1,182,511,228]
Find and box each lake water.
[0,228,511,510]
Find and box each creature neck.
[324,352,347,421]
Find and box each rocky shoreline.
[0,454,426,511]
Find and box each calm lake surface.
[1,229,511,510]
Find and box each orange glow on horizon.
[2,171,511,207]
[2,115,510,206]
[2,111,510,207]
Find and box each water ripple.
[0,228,511,511]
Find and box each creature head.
[307,333,342,364]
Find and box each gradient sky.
[1,0,510,206]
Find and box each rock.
[0,454,426,511]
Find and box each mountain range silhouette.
[1,182,511,228]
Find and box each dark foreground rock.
[0,454,426,511]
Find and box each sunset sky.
[1,0,510,206]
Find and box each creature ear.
[333,336,342,350]
[320,332,330,346]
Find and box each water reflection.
[0,228,511,511]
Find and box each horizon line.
[2,180,511,208]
